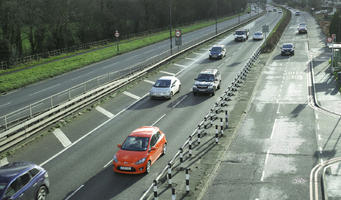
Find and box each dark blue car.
[0,162,49,200]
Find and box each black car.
[281,43,295,56]
[298,24,307,34]
[0,162,49,200]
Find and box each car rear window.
[235,31,245,35]
[283,44,293,48]
[122,136,149,151]
[211,47,222,52]
[197,74,215,82]
[154,80,171,88]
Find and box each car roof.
[211,45,224,48]
[129,126,159,137]
[158,76,175,81]
[199,69,218,74]
[254,31,263,34]
[282,43,294,46]
[0,162,34,183]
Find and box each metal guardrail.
[139,45,262,200]
[0,12,264,152]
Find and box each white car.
[253,31,264,40]
[150,76,181,99]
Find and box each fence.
[139,45,262,200]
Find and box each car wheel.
[178,85,181,93]
[217,82,221,90]
[36,186,48,200]
[169,91,173,99]
[162,143,167,155]
[193,92,197,96]
[211,91,215,96]
[146,161,151,174]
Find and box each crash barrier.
[0,12,265,152]
[139,46,262,200]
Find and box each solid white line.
[276,103,280,114]
[96,106,115,118]
[317,123,320,130]
[318,134,321,141]
[53,129,72,147]
[144,80,155,85]
[123,91,140,100]
[160,71,175,76]
[0,157,8,167]
[270,119,278,139]
[65,185,84,200]
[319,147,323,154]
[315,113,319,119]
[172,95,188,108]
[40,93,149,167]
[104,160,113,168]
[151,114,166,126]
[185,57,196,61]
[30,84,60,96]
[193,52,203,56]
[174,63,187,68]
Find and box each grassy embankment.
[0,10,252,93]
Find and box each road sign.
[114,30,120,38]
[175,29,181,38]
[262,25,269,33]
[327,37,332,43]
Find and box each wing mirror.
[117,144,122,148]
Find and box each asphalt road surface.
[4,10,282,200]
[0,9,260,117]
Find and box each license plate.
[120,166,131,171]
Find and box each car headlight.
[136,157,147,165]
[44,172,49,178]
[113,155,118,163]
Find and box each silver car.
[150,76,181,99]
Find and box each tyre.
[217,82,221,90]
[193,92,197,96]
[211,91,215,96]
[162,143,167,155]
[145,161,151,174]
[178,85,181,93]
[168,92,173,99]
[36,186,48,200]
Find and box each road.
[199,9,341,200]
[4,10,282,200]
[0,9,260,118]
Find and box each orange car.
[113,126,167,174]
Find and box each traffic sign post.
[114,30,120,53]
[175,29,182,48]
[262,25,269,39]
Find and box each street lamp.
[215,0,218,34]
[169,0,173,54]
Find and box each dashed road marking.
[160,71,175,76]
[65,185,84,200]
[0,157,8,167]
[30,84,60,96]
[144,80,155,85]
[270,119,278,139]
[104,160,113,168]
[172,95,188,108]
[96,106,115,118]
[151,114,166,126]
[193,52,203,56]
[185,57,196,61]
[261,149,270,182]
[123,91,140,100]
[53,129,72,147]
[0,102,10,108]
[318,134,321,141]
[174,63,187,68]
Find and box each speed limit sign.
[114,30,120,38]
[175,30,181,37]
[327,37,332,43]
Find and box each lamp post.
[169,0,173,55]
[215,0,218,34]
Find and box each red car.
[113,126,167,174]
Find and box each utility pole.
[215,0,218,34]
[169,0,173,54]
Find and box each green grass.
[0,11,249,93]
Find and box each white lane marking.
[96,106,115,118]
[160,71,175,76]
[65,185,84,200]
[0,102,10,108]
[151,114,166,126]
[276,103,280,114]
[318,134,321,141]
[53,129,72,147]
[30,84,61,96]
[144,80,155,85]
[319,147,323,154]
[193,52,203,56]
[315,113,319,119]
[123,91,140,100]
[104,160,113,168]
[0,157,8,167]
[174,63,187,68]
[261,149,270,182]
[172,95,188,108]
[40,93,149,167]
[185,57,196,61]
[317,123,320,130]
[270,119,278,139]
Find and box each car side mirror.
[117,144,122,148]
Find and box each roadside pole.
[114,30,120,53]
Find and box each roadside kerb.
[0,12,265,133]
[0,13,265,152]
[139,45,262,200]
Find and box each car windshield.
[254,32,262,35]
[235,31,245,35]
[197,74,215,82]
[154,79,171,88]
[283,44,293,48]
[211,47,222,53]
[122,136,149,151]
